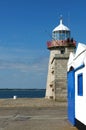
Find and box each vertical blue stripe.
[78,73,83,96]
[67,70,75,125]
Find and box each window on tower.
[60,48,65,54]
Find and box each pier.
[0,98,77,130]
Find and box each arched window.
[69,66,74,72]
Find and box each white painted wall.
[68,43,86,125]
[67,43,86,71]
[75,67,86,125]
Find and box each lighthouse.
[45,18,76,101]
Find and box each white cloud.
[0,46,49,74]
[0,46,49,88]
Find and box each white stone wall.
[46,45,75,100]
[45,50,57,99]
[68,43,86,125]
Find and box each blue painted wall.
[67,70,75,125]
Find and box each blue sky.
[0,0,86,88]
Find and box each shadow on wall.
[75,119,86,130]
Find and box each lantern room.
[47,18,76,49]
[52,18,70,40]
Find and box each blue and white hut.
[67,43,86,128]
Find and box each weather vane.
[60,14,63,19]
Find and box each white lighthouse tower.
[45,18,76,101]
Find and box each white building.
[67,43,86,128]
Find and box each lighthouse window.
[77,73,83,96]
[66,31,70,39]
[59,31,65,40]
[52,32,59,40]
[60,48,65,54]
